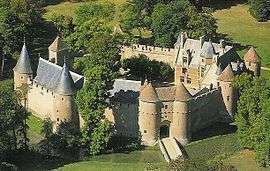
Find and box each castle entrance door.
[160,120,170,138]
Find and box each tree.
[64,2,123,155]
[249,0,270,22]
[234,73,270,167]
[51,14,74,38]
[150,0,217,47]
[41,118,53,139]
[0,80,28,157]
[121,55,174,81]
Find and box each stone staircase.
[158,137,183,162]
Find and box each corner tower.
[244,47,261,76]
[171,83,192,145]
[13,42,33,89]
[52,63,79,131]
[139,82,160,146]
[218,64,235,118]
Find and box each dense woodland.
[0,0,270,170]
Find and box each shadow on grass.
[191,122,237,142]
[4,150,78,171]
[209,0,247,11]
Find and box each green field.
[213,4,270,66]
[27,114,44,144]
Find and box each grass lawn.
[44,0,126,21]
[213,4,270,66]
[226,150,270,171]
[27,114,44,144]
[186,133,240,161]
[55,146,167,171]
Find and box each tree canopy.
[120,0,217,47]
[234,74,270,167]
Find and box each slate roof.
[34,58,84,91]
[110,79,141,103]
[218,64,234,82]
[54,63,76,95]
[244,47,260,63]
[200,39,216,59]
[13,43,33,74]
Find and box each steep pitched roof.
[54,63,76,95]
[13,43,33,74]
[244,47,260,63]
[175,83,192,101]
[48,36,68,52]
[218,64,234,82]
[140,83,159,102]
[200,39,216,59]
[34,58,84,91]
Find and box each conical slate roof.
[200,39,216,59]
[54,63,76,95]
[13,42,33,74]
[244,47,260,63]
[218,64,234,82]
[175,83,192,101]
[140,83,159,102]
[49,36,67,52]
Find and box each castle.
[13,37,84,130]
[106,32,261,146]
[13,33,261,147]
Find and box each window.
[229,84,232,87]
[21,76,23,79]
[57,110,59,112]
[144,130,147,133]
[249,62,251,66]
[41,87,44,90]
[62,98,64,101]
[217,82,220,87]
[227,96,230,101]
[187,78,191,84]
[164,105,168,109]
[57,118,59,122]
[47,90,49,93]
[182,68,187,74]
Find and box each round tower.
[244,47,261,76]
[218,64,235,118]
[139,82,160,146]
[171,83,191,145]
[52,63,79,131]
[13,42,33,90]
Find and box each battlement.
[128,44,175,55]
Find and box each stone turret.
[171,83,191,145]
[244,47,261,76]
[139,82,160,146]
[52,62,79,131]
[48,36,69,66]
[13,42,33,89]
[218,64,236,118]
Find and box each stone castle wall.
[121,45,176,66]
[188,89,223,133]
[28,82,54,119]
[105,102,139,137]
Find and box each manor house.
[106,32,261,146]
[13,37,84,130]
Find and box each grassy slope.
[213,4,270,66]
[55,146,167,171]
[27,114,44,144]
